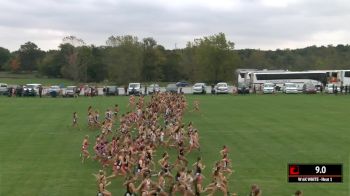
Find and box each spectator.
[345,85,348,94]
[232,85,237,94]
[103,87,106,95]
[211,84,215,94]
[75,87,80,98]
[38,85,43,98]
[334,84,338,95]
[12,87,16,97]
[7,87,12,97]
[242,86,246,95]
[340,83,344,94]
[25,88,29,96]
[124,85,127,96]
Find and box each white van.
[128,83,141,96]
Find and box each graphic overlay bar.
[288,164,342,183]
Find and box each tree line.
[0,33,349,84]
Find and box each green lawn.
[0,95,349,195]
[0,72,75,86]
[0,78,74,86]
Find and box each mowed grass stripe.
[2,99,76,195]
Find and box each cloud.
[0,0,349,51]
[260,0,301,8]
[0,26,66,50]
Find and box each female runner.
[81,135,90,163]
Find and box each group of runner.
[74,93,302,196]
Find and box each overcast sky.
[1,0,350,51]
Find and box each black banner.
[288,164,342,183]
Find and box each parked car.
[105,86,119,96]
[0,83,8,95]
[302,83,317,94]
[237,83,249,94]
[23,85,36,96]
[176,81,189,87]
[24,83,41,94]
[263,83,275,94]
[192,83,207,94]
[283,83,298,94]
[64,86,77,97]
[128,83,141,96]
[48,85,60,93]
[166,83,178,93]
[48,85,61,97]
[148,84,160,94]
[325,83,340,94]
[215,82,229,94]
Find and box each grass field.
[0,72,74,86]
[0,94,349,195]
[0,72,195,87]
